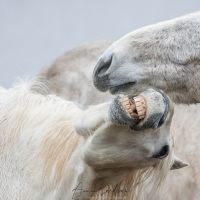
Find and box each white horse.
[0,81,185,200]
[93,12,200,104]
[39,36,200,199]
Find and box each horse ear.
[170,155,189,170]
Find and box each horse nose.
[153,145,170,159]
[93,54,113,91]
[94,54,113,78]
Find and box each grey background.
[0,0,200,88]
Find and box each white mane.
[0,80,80,198]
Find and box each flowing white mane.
[0,80,80,198]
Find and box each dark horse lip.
[109,82,137,94]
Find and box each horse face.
[93,32,158,96]
[83,89,186,169]
[92,19,187,99]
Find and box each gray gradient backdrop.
[1,0,200,88]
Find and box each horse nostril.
[94,54,113,78]
[153,145,170,159]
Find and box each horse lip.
[129,89,171,131]
[155,91,169,128]
[109,95,139,127]
[143,91,169,130]
[93,81,108,92]
[109,82,137,94]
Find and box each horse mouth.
[109,82,137,94]
[109,90,170,130]
[121,95,146,120]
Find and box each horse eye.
[153,145,169,159]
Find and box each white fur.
[38,29,200,198]
[0,81,178,200]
